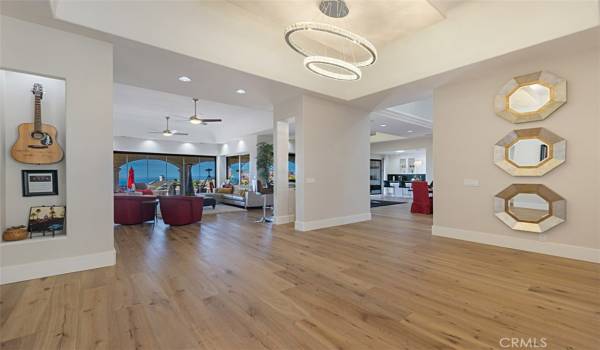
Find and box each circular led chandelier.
[283,0,377,81]
[304,56,362,81]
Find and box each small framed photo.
[28,205,66,236]
[22,170,58,197]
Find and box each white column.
[273,121,291,224]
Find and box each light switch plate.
[463,179,480,187]
[306,177,316,184]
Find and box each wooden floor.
[1,204,599,349]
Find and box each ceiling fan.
[149,116,188,137]
[189,98,223,125]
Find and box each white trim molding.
[0,249,116,285]
[273,215,295,225]
[295,212,372,232]
[371,109,433,129]
[432,225,600,263]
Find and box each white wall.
[295,95,371,231]
[371,136,433,181]
[0,16,114,283]
[383,150,427,175]
[2,71,67,228]
[272,96,301,224]
[0,69,5,232]
[433,45,600,263]
[113,136,220,156]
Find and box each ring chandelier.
[304,56,362,81]
[284,21,378,68]
[283,1,378,81]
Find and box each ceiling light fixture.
[178,76,192,82]
[407,130,414,133]
[236,89,246,94]
[189,98,203,124]
[379,124,387,127]
[188,97,223,125]
[395,150,405,153]
[304,56,362,81]
[284,0,377,81]
[285,22,377,68]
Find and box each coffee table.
[199,194,216,209]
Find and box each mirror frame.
[494,71,566,123]
[494,184,566,233]
[494,127,566,176]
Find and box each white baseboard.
[295,212,372,232]
[273,215,295,225]
[432,225,600,263]
[0,249,116,285]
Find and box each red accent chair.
[114,195,157,225]
[158,196,204,226]
[411,181,433,215]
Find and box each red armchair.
[114,195,157,225]
[158,196,204,226]
[411,181,433,215]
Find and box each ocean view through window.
[114,152,216,194]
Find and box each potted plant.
[256,142,273,186]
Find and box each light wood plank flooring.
[1,206,598,349]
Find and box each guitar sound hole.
[31,131,45,140]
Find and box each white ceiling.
[388,97,433,121]
[2,0,598,144]
[113,84,272,144]
[113,37,308,112]
[44,0,598,100]
[227,0,445,55]
[370,111,431,139]
[383,148,427,156]
[369,96,433,138]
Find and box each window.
[226,154,250,186]
[114,152,216,194]
[288,153,296,183]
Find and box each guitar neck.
[34,96,42,132]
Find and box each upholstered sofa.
[158,196,203,226]
[212,187,273,208]
[114,195,157,225]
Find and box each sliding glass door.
[114,152,216,194]
[226,154,251,187]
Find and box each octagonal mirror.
[495,184,566,233]
[494,71,566,123]
[494,127,565,176]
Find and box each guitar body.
[11,122,64,164]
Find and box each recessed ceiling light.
[236,89,246,94]
[395,150,405,153]
[407,130,414,133]
[379,124,387,127]
[178,76,192,82]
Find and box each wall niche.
[1,69,67,241]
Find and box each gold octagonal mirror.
[494,127,566,176]
[495,184,566,233]
[494,71,566,123]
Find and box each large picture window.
[226,154,250,186]
[114,152,216,195]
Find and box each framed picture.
[28,205,66,235]
[22,170,58,197]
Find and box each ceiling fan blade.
[148,131,164,134]
[174,132,189,136]
[199,119,222,122]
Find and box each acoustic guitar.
[11,83,64,164]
